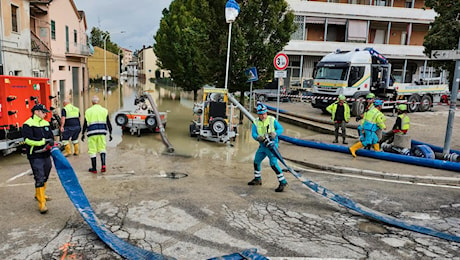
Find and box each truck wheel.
[145,116,157,128]
[210,118,227,136]
[258,95,267,102]
[407,94,420,113]
[418,95,432,112]
[351,100,365,117]
[115,114,128,126]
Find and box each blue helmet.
[374,99,383,106]
[257,103,267,114]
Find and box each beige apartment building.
[1,0,90,107]
[138,45,169,82]
[284,0,441,87]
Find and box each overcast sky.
[74,0,173,51]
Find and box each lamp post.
[103,31,125,105]
[224,0,240,90]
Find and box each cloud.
[74,0,172,51]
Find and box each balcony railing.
[30,31,50,53]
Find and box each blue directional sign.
[245,67,258,82]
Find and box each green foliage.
[154,0,295,100]
[423,0,460,89]
[89,27,121,55]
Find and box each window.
[11,5,18,32]
[51,20,56,40]
[348,66,365,86]
[74,30,77,44]
[405,0,413,8]
[315,64,349,81]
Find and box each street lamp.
[224,0,240,90]
[103,31,125,103]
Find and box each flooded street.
[85,80,317,164]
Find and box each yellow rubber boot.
[35,182,51,201]
[36,187,48,214]
[73,143,79,156]
[373,143,380,152]
[349,142,364,157]
[63,143,72,157]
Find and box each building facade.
[87,46,119,82]
[283,0,441,87]
[0,0,90,108]
[138,45,169,82]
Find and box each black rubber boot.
[101,153,106,172]
[275,182,288,192]
[248,178,262,185]
[88,157,97,173]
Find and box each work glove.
[109,135,113,142]
[46,139,55,147]
[256,135,265,142]
[81,135,85,142]
[269,132,277,139]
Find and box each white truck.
[311,48,449,116]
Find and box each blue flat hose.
[267,139,460,242]
[279,135,460,172]
[51,147,267,259]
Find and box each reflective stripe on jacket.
[63,104,81,127]
[85,104,108,136]
[22,115,53,157]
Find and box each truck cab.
[311,48,392,116]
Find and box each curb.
[284,158,460,187]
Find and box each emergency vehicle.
[311,48,449,116]
[0,76,53,155]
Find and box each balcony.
[31,31,50,53]
[66,44,91,58]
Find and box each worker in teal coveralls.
[349,99,386,157]
[248,103,288,192]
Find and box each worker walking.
[60,100,81,156]
[349,99,386,157]
[326,95,350,144]
[380,104,410,145]
[21,104,55,214]
[81,96,113,174]
[248,103,288,192]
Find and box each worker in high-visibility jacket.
[60,100,81,156]
[248,103,288,192]
[21,104,55,214]
[326,95,351,144]
[379,104,410,145]
[81,96,112,174]
[349,99,386,157]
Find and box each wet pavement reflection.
[81,80,317,164]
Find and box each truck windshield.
[315,64,349,81]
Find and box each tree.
[89,27,121,55]
[154,0,295,100]
[423,0,460,90]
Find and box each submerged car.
[114,94,167,137]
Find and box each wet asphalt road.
[0,82,459,259]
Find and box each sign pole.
[443,37,460,156]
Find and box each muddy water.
[79,80,317,164]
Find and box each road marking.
[0,169,33,187]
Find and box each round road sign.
[273,53,289,70]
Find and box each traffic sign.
[245,67,258,82]
[431,50,460,60]
[274,70,287,78]
[274,53,289,70]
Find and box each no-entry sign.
[273,53,289,70]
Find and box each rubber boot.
[62,143,72,157]
[101,153,106,172]
[88,157,97,173]
[34,182,51,201]
[73,143,79,156]
[36,187,48,214]
[373,143,380,152]
[349,142,364,157]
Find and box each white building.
[283,0,441,87]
